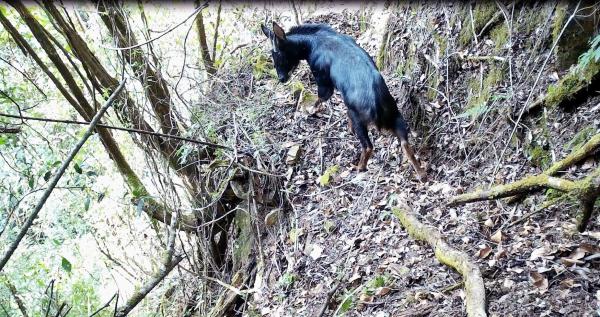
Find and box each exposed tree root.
[392,205,487,317]
[450,133,600,232]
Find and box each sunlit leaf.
[73,163,82,174]
[84,197,91,211]
[61,257,72,273]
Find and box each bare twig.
[115,255,183,317]
[469,3,479,45]
[290,0,302,25]
[100,2,208,51]
[89,293,118,317]
[0,112,232,150]
[211,0,222,59]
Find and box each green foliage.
[456,103,489,121]
[318,165,339,187]
[526,144,551,169]
[577,35,600,72]
[251,53,274,80]
[61,256,73,273]
[278,272,296,289]
[337,292,355,314]
[459,65,504,120]
[362,274,391,298]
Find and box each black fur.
[262,22,416,172]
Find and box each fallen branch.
[545,133,600,175]
[448,174,576,205]
[393,205,487,317]
[450,133,600,231]
[525,60,600,114]
[450,168,600,231]
[506,133,600,204]
[0,80,126,272]
[207,263,256,317]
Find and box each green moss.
[126,172,148,198]
[396,43,417,77]
[490,24,508,51]
[232,208,253,271]
[289,80,304,95]
[551,4,568,44]
[462,65,505,118]
[433,31,448,55]
[527,144,551,168]
[565,125,596,151]
[545,59,600,107]
[518,5,549,36]
[427,74,440,101]
[458,2,497,47]
[376,31,390,70]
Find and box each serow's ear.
[261,23,271,38]
[272,21,286,41]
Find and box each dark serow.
[261,22,426,180]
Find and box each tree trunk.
[195,0,216,75]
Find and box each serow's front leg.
[314,84,334,112]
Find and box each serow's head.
[261,21,299,83]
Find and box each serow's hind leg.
[394,116,427,181]
[349,113,373,172]
[400,140,427,181]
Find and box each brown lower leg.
[401,141,426,180]
[357,147,373,171]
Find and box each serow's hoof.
[352,164,367,172]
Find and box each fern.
[577,34,600,71]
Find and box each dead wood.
[207,264,256,317]
[393,204,487,317]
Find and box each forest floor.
[243,7,600,317]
